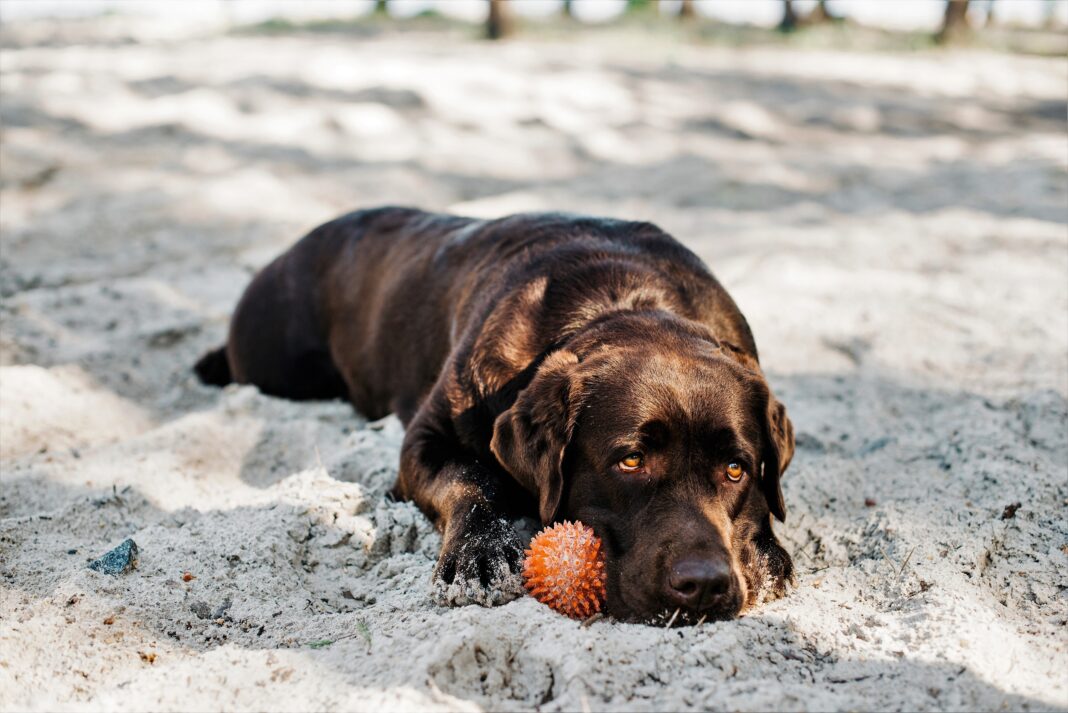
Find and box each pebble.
[87,538,139,575]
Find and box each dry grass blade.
[581,613,603,628]
[878,544,894,570]
[897,546,917,578]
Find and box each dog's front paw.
[432,509,525,607]
[746,534,795,607]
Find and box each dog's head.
[491,313,794,623]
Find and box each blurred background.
[4,0,1068,43]
[1,3,1067,711]
[2,0,1065,396]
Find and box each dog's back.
[197,207,755,422]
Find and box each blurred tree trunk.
[678,0,696,21]
[487,0,512,39]
[778,0,798,31]
[1042,0,1058,28]
[984,0,996,27]
[937,0,971,43]
[374,0,388,15]
[808,0,840,23]
[562,0,573,19]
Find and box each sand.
[1,16,1066,712]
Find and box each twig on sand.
[878,542,917,580]
[664,608,681,628]
[793,546,813,564]
[897,546,917,578]
[904,579,933,599]
[581,613,603,628]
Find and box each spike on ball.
[523,521,607,619]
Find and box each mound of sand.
[1,18,1065,712]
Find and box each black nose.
[666,557,733,609]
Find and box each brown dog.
[195,207,795,622]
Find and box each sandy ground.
[1,16,1066,712]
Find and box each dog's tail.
[194,346,232,387]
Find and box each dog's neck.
[558,307,716,361]
[553,267,687,342]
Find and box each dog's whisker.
[664,607,681,628]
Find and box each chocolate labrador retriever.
[195,207,795,623]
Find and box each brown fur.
[195,207,795,622]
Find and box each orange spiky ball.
[523,521,607,619]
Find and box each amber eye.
[619,453,644,472]
[726,462,744,481]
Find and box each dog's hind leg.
[223,251,350,403]
[194,346,232,386]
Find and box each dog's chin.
[604,592,744,626]
[617,606,743,627]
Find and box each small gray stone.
[87,538,139,575]
[190,599,232,621]
[211,599,233,620]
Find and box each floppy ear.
[490,350,579,524]
[715,339,793,522]
[761,395,794,522]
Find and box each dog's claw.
[431,515,525,607]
